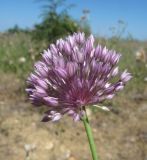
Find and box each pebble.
[24,144,36,152]
[64,150,71,159]
[60,145,71,159]
[45,142,54,150]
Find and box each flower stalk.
[82,107,99,160]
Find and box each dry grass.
[0,73,146,160]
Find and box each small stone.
[45,142,54,150]
[24,144,31,152]
[24,144,36,152]
[59,145,71,159]
[65,150,71,159]
[93,128,97,133]
[31,122,36,128]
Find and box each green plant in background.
[32,0,91,43]
[32,0,78,43]
[0,33,34,79]
[0,32,146,94]
[7,25,23,34]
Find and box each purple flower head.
[26,32,132,122]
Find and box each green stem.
[81,107,100,160]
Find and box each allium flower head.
[26,32,132,122]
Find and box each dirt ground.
[0,73,147,160]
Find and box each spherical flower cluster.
[26,32,132,122]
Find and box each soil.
[0,73,147,160]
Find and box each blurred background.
[0,0,147,160]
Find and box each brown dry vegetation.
[0,72,147,160]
